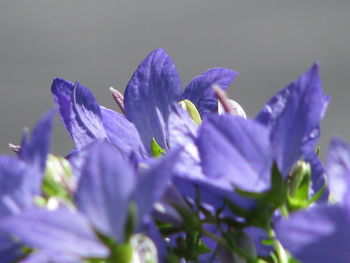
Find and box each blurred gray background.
[0,0,349,158]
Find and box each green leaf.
[172,202,201,232]
[236,163,287,209]
[179,99,202,125]
[151,138,166,157]
[225,198,250,218]
[233,164,288,228]
[197,240,212,254]
[261,163,287,208]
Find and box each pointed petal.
[256,64,329,176]
[124,49,182,152]
[182,68,238,118]
[0,157,35,216]
[0,208,108,258]
[74,142,135,242]
[168,105,198,149]
[326,137,350,205]
[197,115,273,192]
[19,110,54,172]
[304,152,329,203]
[51,78,107,150]
[132,148,181,226]
[276,205,350,263]
[18,110,55,195]
[100,106,146,158]
[167,105,202,185]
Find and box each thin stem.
[267,228,288,263]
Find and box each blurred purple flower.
[171,65,329,215]
[275,137,350,263]
[0,111,54,263]
[1,141,181,262]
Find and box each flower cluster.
[0,48,348,263]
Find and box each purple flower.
[0,111,54,263]
[256,64,329,177]
[1,141,181,261]
[51,49,237,155]
[171,64,329,212]
[275,137,350,263]
[51,78,146,158]
[172,114,273,210]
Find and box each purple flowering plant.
[0,48,347,263]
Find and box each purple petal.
[0,208,108,258]
[304,152,329,203]
[18,110,54,196]
[20,250,81,263]
[168,105,198,149]
[132,148,181,226]
[0,157,35,216]
[244,227,272,257]
[51,78,107,150]
[0,231,22,263]
[142,219,167,262]
[197,115,273,193]
[19,110,54,174]
[172,174,256,210]
[167,105,203,184]
[152,186,185,226]
[74,142,136,242]
[182,68,238,118]
[256,64,329,176]
[276,205,350,263]
[100,106,146,158]
[167,106,252,209]
[124,49,182,152]
[326,137,350,205]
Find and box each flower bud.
[130,234,158,263]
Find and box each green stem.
[267,228,288,263]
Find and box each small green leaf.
[262,163,287,208]
[197,240,212,254]
[179,99,202,125]
[151,138,166,157]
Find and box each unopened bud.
[131,234,158,263]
